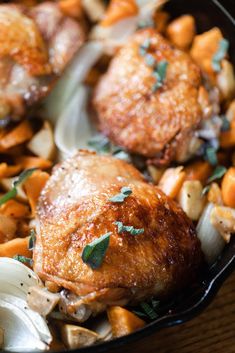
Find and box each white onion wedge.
[54,85,94,158]
[43,42,103,123]
[0,258,52,351]
[196,203,226,265]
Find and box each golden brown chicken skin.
[0,2,85,120]
[93,29,211,165]
[34,151,202,311]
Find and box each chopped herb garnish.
[202,184,211,196]
[152,60,168,92]
[115,221,144,235]
[145,54,156,67]
[207,165,227,183]
[113,150,131,163]
[205,147,218,166]
[109,186,132,203]
[88,134,111,154]
[81,232,112,269]
[212,39,229,72]
[28,229,36,251]
[201,165,227,196]
[221,115,230,132]
[0,168,36,206]
[13,255,33,267]
[140,302,158,320]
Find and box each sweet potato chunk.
[107,306,145,337]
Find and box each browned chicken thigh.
[0,2,85,120]
[34,151,202,318]
[93,28,211,165]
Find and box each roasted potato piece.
[207,183,223,205]
[221,167,235,208]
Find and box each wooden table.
[110,271,235,353]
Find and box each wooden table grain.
[110,271,235,353]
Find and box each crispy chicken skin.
[34,151,202,308]
[93,29,211,165]
[0,2,85,120]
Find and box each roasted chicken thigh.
[0,2,85,120]
[34,151,202,318]
[93,29,211,165]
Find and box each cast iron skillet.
[53,1,235,351]
[7,1,235,352]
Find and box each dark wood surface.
[110,271,235,353]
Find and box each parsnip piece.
[217,60,235,100]
[107,306,145,338]
[27,121,55,160]
[27,286,60,317]
[61,324,99,349]
[178,180,205,220]
[210,206,235,243]
[166,15,195,49]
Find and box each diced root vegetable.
[158,166,185,198]
[60,324,99,349]
[177,180,205,221]
[59,0,83,19]
[221,167,235,208]
[210,206,235,243]
[27,121,55,161]
[15,156,52,170]
[147,165,165,184]
[0,237,31,258]
[185,161,212,184]
[0,121,33,151]
[27,286,60,317]
[0,215,17,243]
[0,200,29,218]
[100,0,138,27]
[196,203,226,265]
[0,163,21,178]
[217,60,235,100]
[190,27,223,77]
[0,178,27,202]
[166,15,195,50]
[207,183,223,205]
[226,100,235,122]
[107,306,145,338]
[82,0,106,22]
[23,171,49,216]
